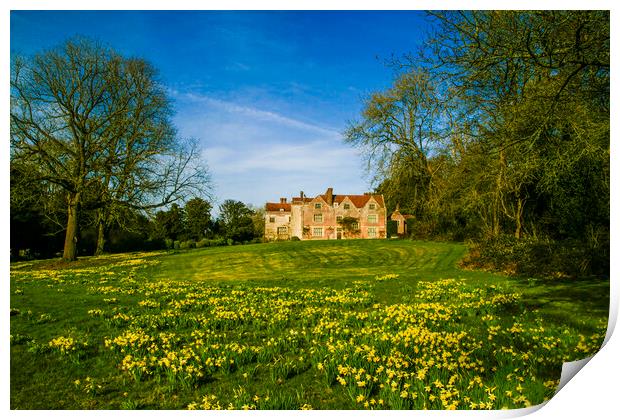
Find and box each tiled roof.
[319,194,385,209]
[391,210,414,219]
[265,203,291,212]
[270,192,385,211]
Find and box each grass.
[10,239,609,409]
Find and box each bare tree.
[344,69,447,219]
[10,38,210,260]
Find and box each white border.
[3,1,617,419]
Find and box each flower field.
[10,240,608,409]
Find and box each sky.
[10,10,431,210]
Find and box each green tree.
[218,200,255,243]
[422,11,609,240]
[184,197,212,240]
[151,203,186,242]
[361,11,609,244]
[249,205,265,240]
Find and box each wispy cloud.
[176,91,341,138]
[171,90,369,208]
[224,61,251,72]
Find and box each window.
[368,214,377,223]
[269,217,275,223]
[336,215,343,223]
[315,203,322,209]
[313,227,323,237]
[313,214,323,223]
[280,208,284,212]
[368,227,377,238]
[369,203,376,210]
[333,202,339,208]
[352,222,359,230]
[343,203,350,210]
[277,227,287,235]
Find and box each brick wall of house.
[265,188,386,241]
[264,199,291,240]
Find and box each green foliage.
[180,240,196,250]
[152,204,186,241]
[338,217,360,236]
[290,236,301,241]
[347,11,609,277]
[464,234,609,278]
[405,218,416,238]
[184,198,212,240]
[218,200,256,243]
[386,220,398,237]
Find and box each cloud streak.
[171,90,369,208]
[176,91,341,138]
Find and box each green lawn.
[10,239,608,409]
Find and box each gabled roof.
[268,190,385,211]
[391,209,414,219]
[322,194,385,209]
[265,203,291,212]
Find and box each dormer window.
[280,208,284,212]
[315,203,322,209]
[333,202,339,208]
[343,204,350,210]
[369,203,376,210]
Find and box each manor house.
[264,187,387,241]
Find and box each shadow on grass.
[514,276,609,333]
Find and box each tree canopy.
[346,11,609,274]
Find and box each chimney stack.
[300,191,304,200]
[325,187,334,205]
[280,197,287,204]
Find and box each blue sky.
[10,10,430,210]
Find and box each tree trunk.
[62,192,81,261]
[514,196,525,239]
[492,150,506,236]
[94,209,108,256]
[95,218,106,256]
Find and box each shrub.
[180,240,196,249]
[405,218,416,238]
[213,238,227,247]
[386,220,398,238]
[173,240,181,250]
[463,234,609,278]
[164,238,174,250]
[196,239,209,248]
[291,236,301,241]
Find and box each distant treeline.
[10,196,265,260]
